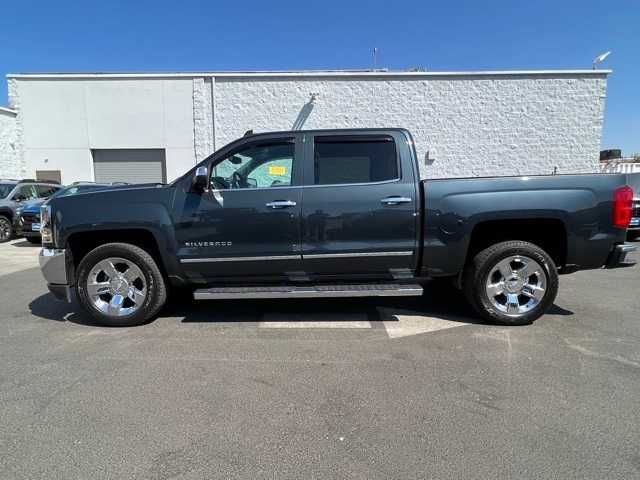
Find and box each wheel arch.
[0,207,14,221]
[466,218,568,269]
[66,228,173,285]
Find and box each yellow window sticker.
[268,165,287,176]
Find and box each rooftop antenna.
[592,51,611,69]
[373,47,378,71]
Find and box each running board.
[193,283,423,300]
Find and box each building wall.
[214,74,607,179]
[9,77,195,184]
[0,109,18,178]
[3,71,608,183]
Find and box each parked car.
[16,182,129,244]
[0,179,61,242]
[629,196,640,240]
[38,128,637,327]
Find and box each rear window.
[313,135,398,185]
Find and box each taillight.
[613,185,633,229]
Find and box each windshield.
[50,185,106,199]
[0,183,14,199]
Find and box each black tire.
[463,240,558,325]
[26,236,41,244]
[76,243,167,327]
[0,215,13,243]
[628,231,640,242]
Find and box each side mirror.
[193,166,208,191]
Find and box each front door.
[173,135,303,282]
[300,132,419,279]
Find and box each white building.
[1,69,609,184]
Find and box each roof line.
[0,106,17,115]
[6,69,612,80]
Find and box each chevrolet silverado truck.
[38,128,637,327]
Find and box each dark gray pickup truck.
[39,128,637,326]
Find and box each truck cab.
[172,129,419,284]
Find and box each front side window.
[13,185,38,201]
[210,141,294,190]
[313,136,398,185]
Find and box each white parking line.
[383,314,471,338]
[259,310,474,338]
[260,311,372,329]
[259,321,372,329]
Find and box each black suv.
[0,179,61,242]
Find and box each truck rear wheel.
[463,241,558,325]
[76,243,167,327]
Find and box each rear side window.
[36,185,60,198]
[313,135,398,185]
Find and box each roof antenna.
[373,47,378,71]
[244,129,254,137]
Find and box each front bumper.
[15,217,41,237]
[39,248,72,302]
[605,243,638,268]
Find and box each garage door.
[92,149,166,184]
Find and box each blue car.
[17,182,127,243]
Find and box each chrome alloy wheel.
[485,255,546,316]
[0,217,11,241]
[86,257,147,317]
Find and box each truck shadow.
[28,279,573,327]
[171,281,482,325]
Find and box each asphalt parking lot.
[1,239,639,479]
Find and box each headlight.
[15,206,23,216]
[40,205,53,244]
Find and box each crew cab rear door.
[173,134,303,282]
[300,130,419,278]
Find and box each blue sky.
[1,0,638,153]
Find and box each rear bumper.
[605,243,637,268]
[39,248,72,302]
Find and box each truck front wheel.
[463,241,559,325]
[76,243,167,327]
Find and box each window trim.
[308,133,402,188]
[206,136,300,193]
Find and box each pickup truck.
[38,128,637,327]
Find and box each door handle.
[380,196,412,206]
[266,200,297,209]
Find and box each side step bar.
[193,283,424,300]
